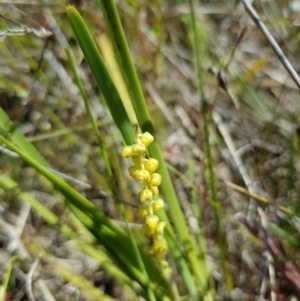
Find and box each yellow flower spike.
[132,143,147,155]
[149,185,159,196]
[150,173,162,186]
[122,130,169,273]
[137,205,149,219]
[121,145,134,158]
[139,188,153,203]
[145,214,160,229]
[134,169,150,182]
[145,158,159,172]
[141,224,155,237]
[153,198,164,211]
[139,132,154,147]
[155,221,166,235]
[151,238,168,255]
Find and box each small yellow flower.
[151,238,168,255]
[149,184,159,196]
[153,198,164,211]
[145,214,160,229]
[141,224,155,236]
[145,158,159,172]
[150,173,162,186]
[132,143,146,155]
[134,169,150,182]
[139,188,153,203]
[139,132,154,147]
[137,205,149,219]
[155,221,166,235]
[121,145,134,158]
[128,165,139,178]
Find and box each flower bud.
[149,185,159,196]
[137,205,149,219]
[121,146,133,158]
[141,224,155,236]
[163,266,172,278]
[150,173,162,186]
[134,169,150,182]
[139,188,153,203]
[145,214,159,229]
[160,260,170,269]
[132,143,146,155]
[155,221,166,235]
[151,238,168,255]
[128,166,139,178]
[140,132,154,147]
[153,198,164,211]
[145,158,159,172]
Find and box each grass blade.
[66,6,134,145]
[189,0,232,291]
[0,108,48,166]
[0,255,18,301]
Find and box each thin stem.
[189,0,232,291]
[241,0,300,89]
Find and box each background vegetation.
[1,0,300,300]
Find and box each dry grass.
[1,0,300,300]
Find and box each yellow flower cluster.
[122,131,170,274]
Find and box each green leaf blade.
[66,6,134,145]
